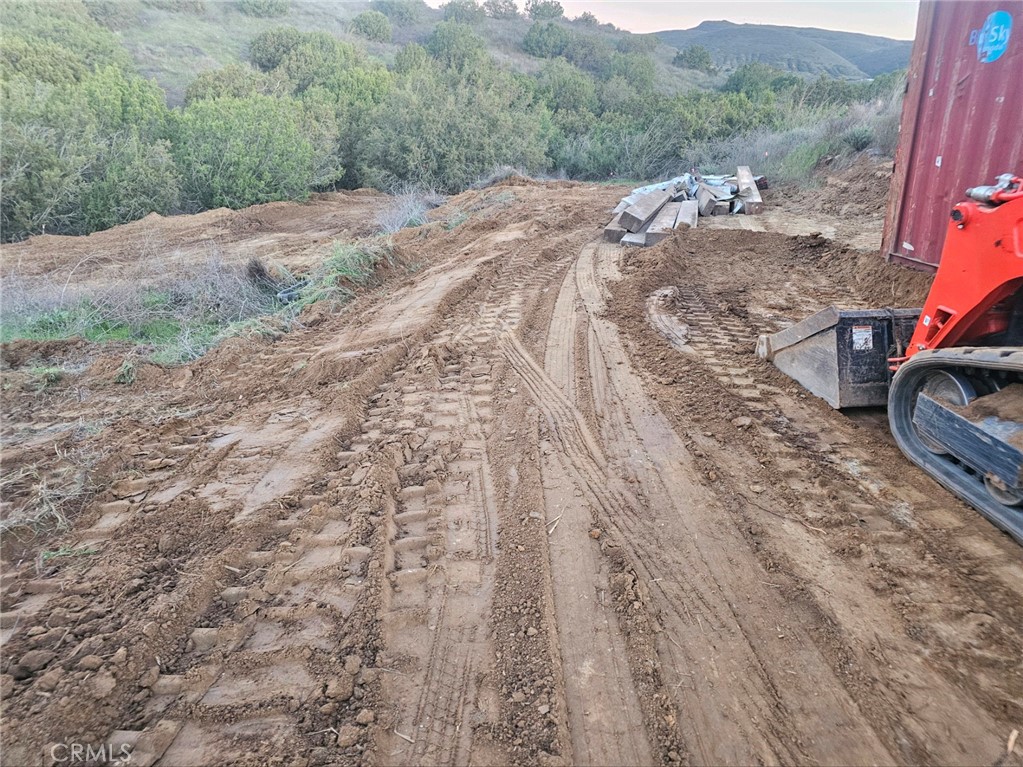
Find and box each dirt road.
[2,178,1021,766]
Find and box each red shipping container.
[882,0,1023,270]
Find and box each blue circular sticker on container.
[974,10,1013,62]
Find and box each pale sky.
[424,1,920,40]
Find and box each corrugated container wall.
[882,0,1023,270]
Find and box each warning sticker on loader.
[852,326,874,351]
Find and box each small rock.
[668,750,681,763]
[319,702,336,716]
[589,529,602,540]
[77,655,104,671]
[344,655,362,676]
[355,708,375,725]
[36,670,64,695]
[336,725,361,748]
[731,416,753,429]
[111,477,149,499]
[750,484,766,494]
[526,627,538,637]
[111,647,128,666]
[326,675,354,701]
[139,665,160,688]
[90,670,117,698]
[511,691,526,703]
[19,650,56,673]
[0,674,15,697]
[538,704,550,715]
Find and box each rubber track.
[888,346,1023,545]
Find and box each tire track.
[509,241,900,765]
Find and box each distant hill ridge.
[656,20,913,78]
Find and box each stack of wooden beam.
[605,166,766,247]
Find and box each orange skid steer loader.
[759,174,1023,544]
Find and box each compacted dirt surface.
[2,175,1022,767]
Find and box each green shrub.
[274,33,362,93]
[394,42,430,73]
[616,34,657,54]
[1,0,132,71]
[364,66,550,192]
[185,64,271,103]
[370,0,424,26]
[607,52,655,92]
[573,11,598,26]
[1,64,176,240]
[563,33,613,75]
[236,0,289,17]
[351,10,392,43]
[842,125,874,151]
[522,22,569,58]
[1,35,87,85]
[526,0,563,20]
[672,44,714,73]
[249,26,304,71]
[173,95,316,209]
[442,0,484,24]
[537,58,597,118]
[484,0,519,19]
[426,22,488,70]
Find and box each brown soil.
[2,176,1021,767]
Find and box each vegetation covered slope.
[1,0,908,243]
[656,21,912,78]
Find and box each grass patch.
[2,240,399,369]
[290,240,395,310]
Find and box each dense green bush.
[248,26,304,71]
[1,36,87,85]
[172,95,316,210]
[522,22,570,58]
[364,65,550,191]
[427,22,488,70]
[526,0,563,20]
[185,63,271,103]
[275,33,362,93]
[442,0,485,24]
[673,45,714,73]
[394,43,430,73]
[563,33,614,75]
[483,0,518,19]
[351,10,393,43]
[537,58,597,126]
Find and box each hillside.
[656,20,912,78]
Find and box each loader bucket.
[756,307,920,409]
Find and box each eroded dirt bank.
[2,179,1021,767]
